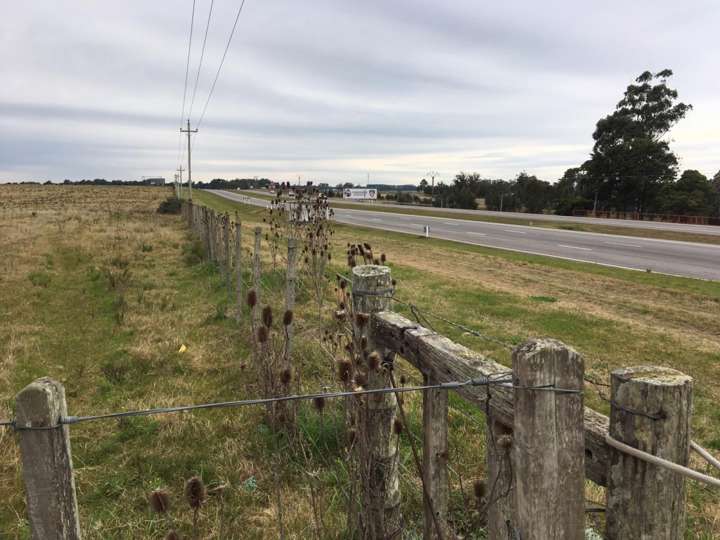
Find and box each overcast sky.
[2,1,719,185]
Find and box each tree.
[584,70,691,213]
[659,170,716,216]
[713,171,720,217]
[553,168,593,215]
[513,173,552,213]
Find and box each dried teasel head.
[280,368,292,385]
[337,359,352,383]
[393,418,403,435]
[165,531,180,540]
[368,351,380,371]
[283,309,293,326]
[257,326,269,343]
[399,374,407,386]
[313,396,325,413]
[380,253,387,263]
[262,306,273,328]
[246,289,257,308]
[185,476,206,509]
[148,489,170,514]
[354,371,368,388]
[473,479,486,500]
[355,313,369,328]
[360,336,368,350]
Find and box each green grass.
[196,190,720,300]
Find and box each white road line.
[604,241,641,248]
[503,229,527,234]
[557,244,593,251]
[467,231,488,236]
[443,222,459,226]
[411,223,423,227]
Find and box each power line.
[196,0,248,130]
[177,0,198,170]
[188,0,215,121]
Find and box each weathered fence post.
[234,215,243,322]
[423,373,449,539]
[16,377,81,540]
[285,238,298,355]
[352,265,401,538]
[224,213,231,293]
[606,366,692,540]
[204,208,213,261]
[512,339,585,540]
[486,418,515,539]
[252,226,262,327]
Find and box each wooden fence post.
[252,227,262,328]
[512,339,584,540]
[486,418,515,539]
[605,366,692,540]
[351,265,401,538]
[423,373,449,539]
[234,215,243,322]
[285,238,298,355]
[15,377,81,540]
[205,208,213,261]
[224,213,231,293]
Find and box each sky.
[1,1,719,185]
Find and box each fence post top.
[15,377,65,428]
[612,366,692,386]
[513,338,579,358]
[352,265,390,278]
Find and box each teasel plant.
[251,302,297,431]
[299,193,334,315]
[318,243,399,536]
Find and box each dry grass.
[1,185,719,538]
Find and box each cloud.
[1,1,718,183]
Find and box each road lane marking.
[503,229,527,234]
[443,222,459,226]
[557,244,593,251]
[467,232,488,236]
[604,241,641,248]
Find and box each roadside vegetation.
[1,185,718,538]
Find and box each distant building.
[143,177,165,186]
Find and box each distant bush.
[157,197,182,214]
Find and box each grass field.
[1,185,718,538]
[237,189,720,245]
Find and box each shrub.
[157,197,182,214]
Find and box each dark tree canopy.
[584,70,691,213]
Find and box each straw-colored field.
[0,185,718,538]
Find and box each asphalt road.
[242,189,720,236]
[212,190,720,281]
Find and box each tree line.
[426,70,720,218]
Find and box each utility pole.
[427,171,439,206]
[174,173,179,198]
[177,165,185,199]
[180,119,198,200]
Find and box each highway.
[242,189,720,236]
[212,190,720,281]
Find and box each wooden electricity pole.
[177,165,185,199]
[180,120,197,200]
